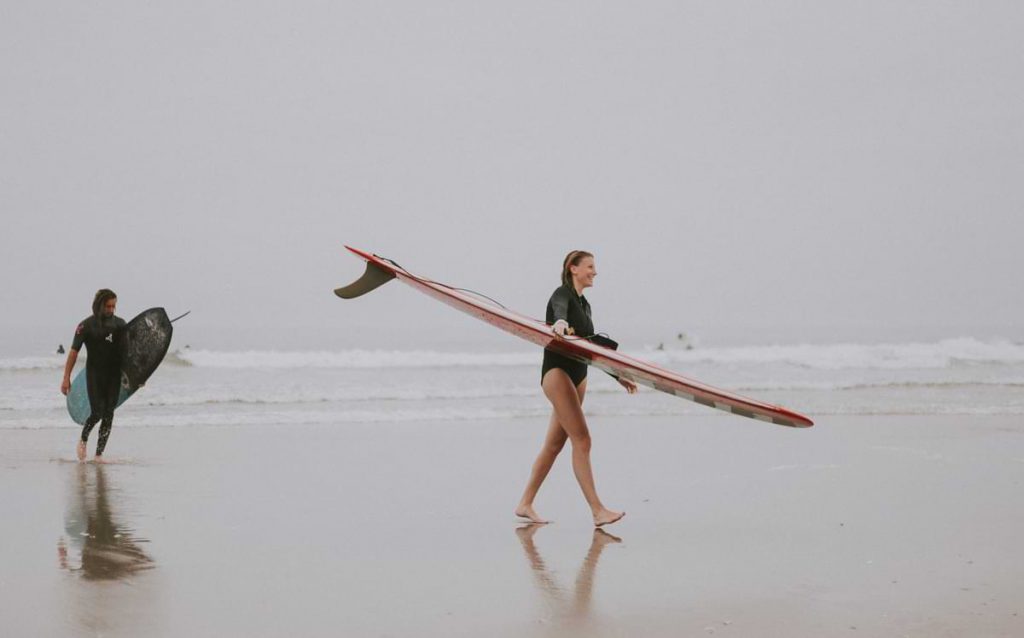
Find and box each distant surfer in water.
[61,289,126,463]
[515,251,637,527]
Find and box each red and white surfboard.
[336,246,814,428]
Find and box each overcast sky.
[2,1,1022,354]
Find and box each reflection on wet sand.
[58,463,154,581]
[516,524,622,632]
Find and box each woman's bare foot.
[593,509,625,527]
[515,504,550,524]
[76,441,86,462]
[94,455,108,464]
[592,528,623,545]
[515,522,545,541]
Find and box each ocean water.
[3,337,1024,431]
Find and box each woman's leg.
[542,370,624,527]
[515,409,569,522]
[515,378,588,523]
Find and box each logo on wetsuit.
[105,333,114,343]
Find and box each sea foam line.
[4,337,1024,372]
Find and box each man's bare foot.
[76,441,86,462]
[593,509,625,527]
[514,504,550,524]
[94,455,108,464]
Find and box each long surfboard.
[335,247,813,428]
[66,308,177,425]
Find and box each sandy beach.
[2,414,1021,637]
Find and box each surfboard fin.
[334,262,396,299]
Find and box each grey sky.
[2,2,1022,354]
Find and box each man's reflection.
[58,463,153,580]
[515,524,622,630]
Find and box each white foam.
[118,338,1024,372]
[652,337,1024,370]
[131,384,547,407]
[0,356,66,371]
[4,337,1024,424]
[173,348,538,369]
[5,338,1023,372]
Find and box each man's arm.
[62,321,86,395]
[61,349,78,395]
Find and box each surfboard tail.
[335,261,396,299]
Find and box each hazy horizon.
[3,2,1022,356]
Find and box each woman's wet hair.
[92,289,117,319]
[561,250,594,288]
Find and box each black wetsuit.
[71,315,126,455]
[541,285,595,386]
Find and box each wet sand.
[1,415,1022,637]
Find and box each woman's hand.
[617,378,638,394]
[60,377,71,396]
[551,320,569,338]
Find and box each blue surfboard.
[66,308,175,425]
[66,370,133,425]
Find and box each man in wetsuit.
[61,289,126,462]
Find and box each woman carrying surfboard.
[61,289,126,462]
[335,246,812,521]
[515,251,636,527]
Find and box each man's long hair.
[92,289,117,320]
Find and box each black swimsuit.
[541,285,594,387]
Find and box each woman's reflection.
[58,463,153,580]
[515,523,622,630]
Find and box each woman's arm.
[550,288,571,336]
